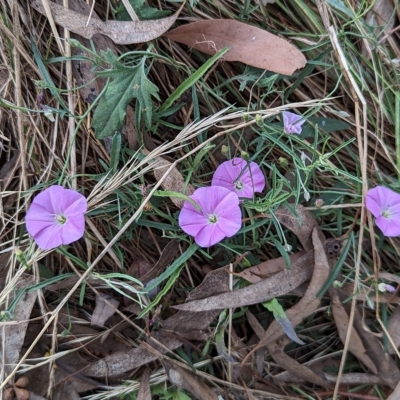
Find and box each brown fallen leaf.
[235,251,305,283]
[273,205,317,251]
[173,250,314,312]
[142,149,195,208]
[387,305,400,354]
[32,1,184,45]
[0,277,38,379]
[91,293,119,327]
[351,300,400,389]
[0,150,20,191]
[164,20,306,75]
[162,359,217,400]
[139,240,180,284]
[243,228,332,387]
[330,289,378,374]
[137,368,151,400]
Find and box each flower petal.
[366,186,400,218]
[212,158,265,198]
[213,190,240,214]
[179,208,208,237]
[375,215,400,237]
[62,190,88,216]
[61,216,86,244]
[195,224,228,247]
[33,224,64,250]
[30,185,66,214]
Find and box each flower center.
[382,208,392,219]
[55,214,67,225]
[234,180,244,191]
[207,214,218,224]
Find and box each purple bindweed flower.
[26,185,87,250]
[282,111,306,134]
[211,157,265,199]
[365,186,400,237]
[179,186,242,247]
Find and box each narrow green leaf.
[263,298,305,345]
[145,243,199,292]
[325,0,355,18]
[153,190,200,210]
[110,133,122,174]
[159,47,229,113]
[31,39,68,111]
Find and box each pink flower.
[26,185,87,250]
[366,186,400,237]
[179,186,242,247]
[282,111,306,134]
[211,158,265,199]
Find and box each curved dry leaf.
[265,228,330,343]
[387,306,400,354]
[137,368,151,400]
[330,290,378,374]
[32,1,184,45]
[173,251,314,312]
[235,251,305,283]
[142,149,195,208]
[91,293,119,327]
[162,359,217,400]
[274,205,317,251]
[164,20,306,75]
[0,277,37,377]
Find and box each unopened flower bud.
[378,282,395,293]
[221,145,229,156]
[333,280,343,288]
[278,157,289,169]
[255,114,263,127]
[315,198,324,208]
[240,151,249,161]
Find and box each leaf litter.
[3,0,400,398]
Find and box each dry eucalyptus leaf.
[91,293,119,326]
[387,306,400,354]
[274,205,317,251]
[0,150,20,191]
[173,251,314,312]
[162,359,218,400]
[330,290,378,374]
[32,1,184,45]
[235,251,305,283]
[137,368,151,400]
[142,149,195,208]
[0,277,37,378]
[164,20,306,75]
[139,240,180,284]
